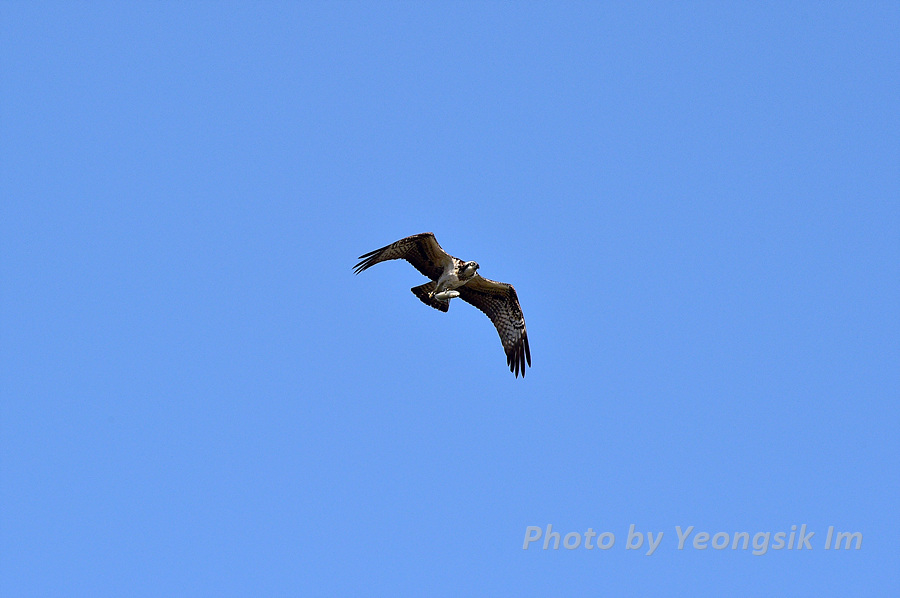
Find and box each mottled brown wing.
[353,232,452,281]
[458,275,531,378]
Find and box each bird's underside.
[354,232,531,377]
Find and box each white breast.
[436,259,463,291]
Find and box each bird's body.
[432,257,478,300]
[354,232,531,377]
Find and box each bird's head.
[462,261,480,278]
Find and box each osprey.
[354,232,531,377]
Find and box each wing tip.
[524,332,531,367]
[507,336,530,378]
[353,251,382,274]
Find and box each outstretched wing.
[353,232,452,281]
[458,275,531,378]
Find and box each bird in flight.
[354,232,531,377]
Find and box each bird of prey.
[354,232,531,377]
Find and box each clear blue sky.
[2,2,898,595]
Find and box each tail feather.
[411,282,449,312]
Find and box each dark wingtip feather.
[353,243,393,275]
[352,252,379,275]
[505,334,530,378]
[507,344,525,378]
[519,345,525,378]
